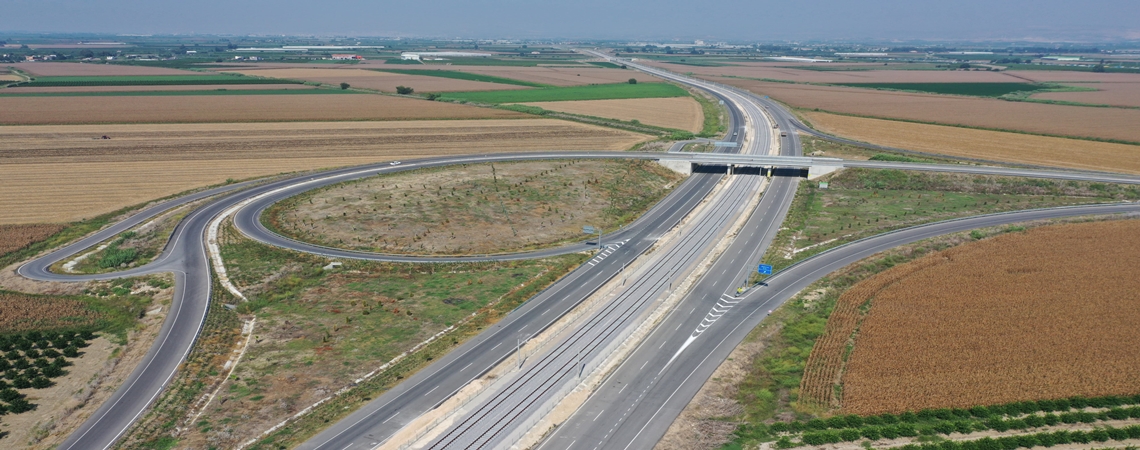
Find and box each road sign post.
[582,225,602,249]
[758,264,773,275]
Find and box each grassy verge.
[50,202,196,275]
[494,103,691,138]
[372,69,550,87]
[118,275,243,450]
[421,58,586,67]
[438,82,688,103]
[149,226,590,448]
[753,170,1136,280]
[692,88,728,138]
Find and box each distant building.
[331,54,364,60]
[400,51,491,61]
[401,53,421,61]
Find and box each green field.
[372,69,548,87]
[833,82,1049,97]
[0,88,355,97]
[439,82,688,103]
[15,74,301,87]
[587,61,625,69]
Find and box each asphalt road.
[296,73,757,450]
[16,49,1140,450]
[539,202,1140,450]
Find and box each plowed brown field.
[0,119,650,224]
[717,78,1140,142]
[12,62,206,76]
[1031,82,1140,107]
[517,97,703,131]
[809,220,1140,415]
[0,93,524,125]
[223,68,525,92]
[644,61,1022,84]
[0,84,316,93]
[802,111,1140,174]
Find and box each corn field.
[0,223,64,256]
[802,220,1140,415]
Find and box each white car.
[390,161,401,166]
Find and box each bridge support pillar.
[808,165,843,179]
[656,159,693,175]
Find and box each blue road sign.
[758,264,773,275]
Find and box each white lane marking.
[460,362,473,372]
[382,412,399,423]
[423,386,439,397]
[594,409,606,421]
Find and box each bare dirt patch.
[0,84,317,94]
[717,77,1140,142]
[267,159,684,255]
[517,97,704,131]
[223,68,525,92]
[11,62,207,77]
[0,92,523,125]
[0,119,650,224]
[827,220,1140,415]
[802,111,1140,174]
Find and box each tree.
[628,78,637,84]
[396,86,414,95]
[340,82,350,90]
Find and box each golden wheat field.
[0,119,651,224]
[516,97,704,131]
[223,68,525,92]
[0,93,526,125]
[0,224,65,255]
[810,220,1140,415]
[802,111,1140,174]
[717,78,1140,142]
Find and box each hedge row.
[771,394,1140,433]
[797,410,1140,447]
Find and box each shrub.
[861,426,882,440]
[396,85,414,95]
[30,375,52,389]
[880,425,900,439]
[628,78,637,84]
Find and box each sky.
[3,0,1139,43]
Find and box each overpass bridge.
[655,152,1140,185]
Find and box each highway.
[540,202,1140,450]
[13,48,1140,450]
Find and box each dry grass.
[267,159,683,255]
[222,68,525,92]
[1031,82,1140,107]
[802,111,1140,174]
[717,78,1140,142]
[1007,71,1140,83]
[517,97,704,131]
[451,66,663,86]
[0,224,65,255]
[0,84,317,94]
[0,93,525,125]
[819,220,1140,415]
[11,62,206,76]
[0,119,651,224]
